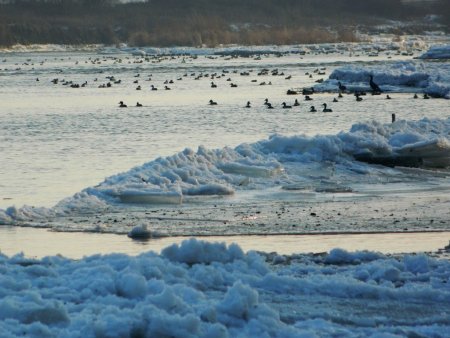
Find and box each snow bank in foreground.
[419,44,450,59]
[0,239,449,337]
[1,117,450,222]
[315,61,450,98]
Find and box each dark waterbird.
[322,103,332,112]
[369,75,382,93]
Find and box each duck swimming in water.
[136,102,142,107]
[423,93,430,99]
[310,106,317,112]
[119,101,127,108]
[322,103,332,112]
[245,101,251,108]
[282,102,292,109]
[338,81,346,92]
[293,99,300,106]
[209,99,217,105]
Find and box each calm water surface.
[0,226,449,259]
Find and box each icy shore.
[1,117,450,229]
[0,239,449,337]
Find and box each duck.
[209,99,217,105]
[136,102,142,107]
[386,95,391,99]
[333,98,338,102]
[302,88,314,95]
[136,85,141,90]
[264,98,270,106]
[119,101,127,108]
[151,85,158,91]
[413,93,418,99]
[282,102,292,109]
[355,94,363,102]
[245,101,251,108]
[338,81,346,92]
[164,86,171,90]
[423,93,430,99]
[266,103,274,109]
[304,95,313,101]
[211,82,217,88]
[310,106,317,112]
[322,103,333,112]
[293,99,300,106]
[369,75,382,93]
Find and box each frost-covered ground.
[1,239,449,337]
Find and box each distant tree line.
[0,0,448,47]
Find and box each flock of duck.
[17,53,432,111]
[116,70,431,112]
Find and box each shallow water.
[1,46,449,209]
[0,226,448,259]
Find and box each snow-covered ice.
[3,117,450,224]
[419,44,450,60]
[315,60,450,98]
[0,239,449,337]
